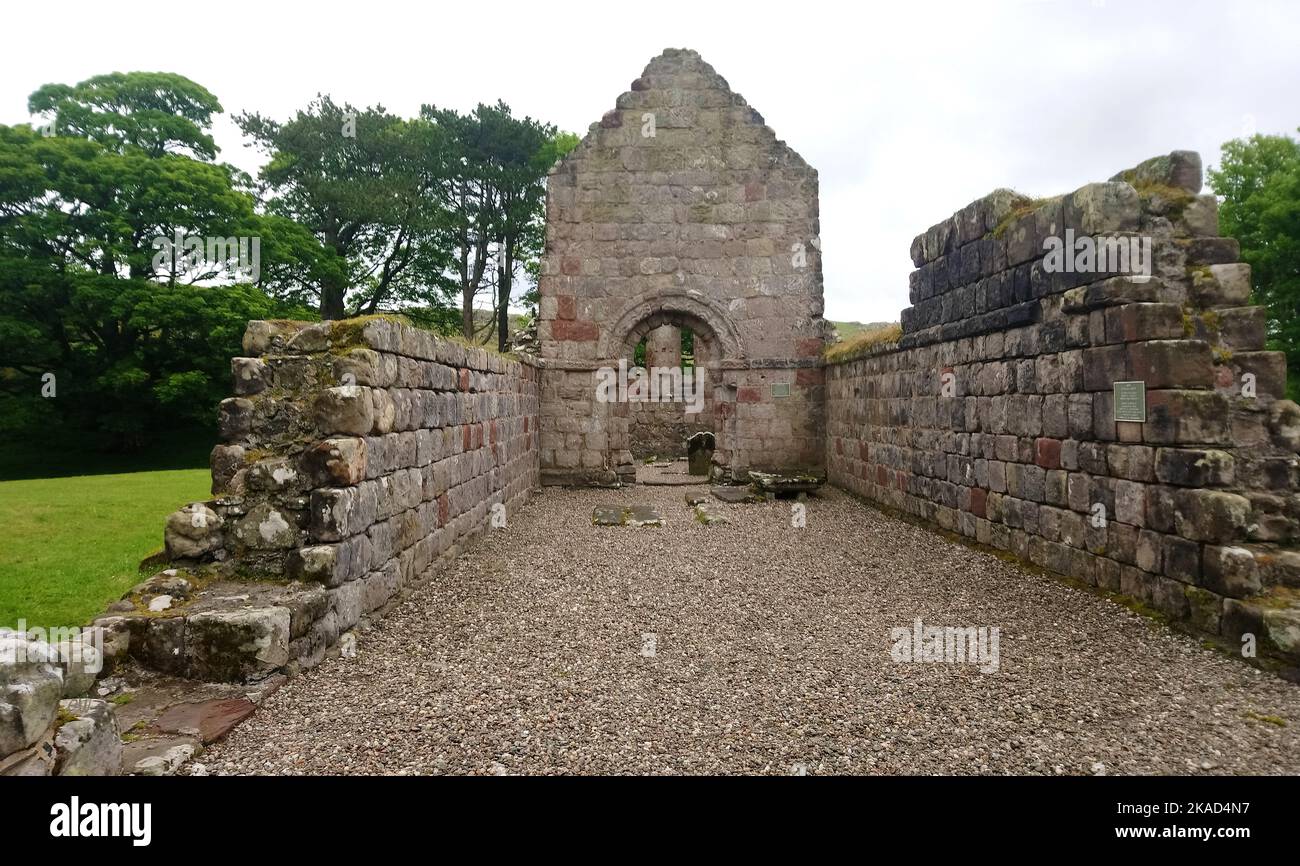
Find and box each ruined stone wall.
[538,48,826,485]
[628,400,713,460]
[826,152,1300,662]
[138,317,540,678]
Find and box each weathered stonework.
[538,48,827,485]
[827,151,1300,664]
[129,318,542,682]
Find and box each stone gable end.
[538,48,828,485]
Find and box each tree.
[425,104,577,349]
[0,73,309,449]
[1208,131,1300,398]
[237,97,458,320]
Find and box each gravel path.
[203,484,1300,775]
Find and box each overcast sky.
[3,0,1297,324]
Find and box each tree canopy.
[1209,131,1300,398]
[0,70,578,452]
[0,73,308,449]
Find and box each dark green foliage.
[0,72,312,450]
[1,70,577,449]
[237,96,458,320]
[1208,131,1300,399]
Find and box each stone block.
[1082,345,1129,391]
[1114,150,1202,194]
[1126,341,1213,389]
[1190,263,1251,307]
[0,635,64,757]
[185,608,292,682]
[1154,448,1234,487]
[1103,303,1183,344]
[315,386,374,436]
[1143,390,1231,445]
[231,357,269,396]
[1063,182,1140,235]
[304,438,368,487]
[1201,546,1261,599]
[1161,534,1201,584]
[53,699,121,776]
[1172,489,1250,543]
[164,503,224,560]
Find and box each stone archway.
[601,291,745,363]
[607,304,736,472]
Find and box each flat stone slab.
[711,485,765,504]
[157,697,256,744]
[684,492,709,506]
[641,474,703,486]
[592,505,665,526]
[693,504,728,525]
[748,471,824,494]
[123,737,199,776]
[638,463,707,486]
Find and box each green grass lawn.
[0,468,211,629]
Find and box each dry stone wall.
[122,317,539,682]
[827,151,1300,664]
[3,317,540,775]
[538,48,827,485]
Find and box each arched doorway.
[601,294,744,481]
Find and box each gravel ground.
[203,484,1300,775]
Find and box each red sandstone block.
[557,295,576,320]
[858,441,869,460]
[1102,301,1185,343]
[895,469,908,490]
[437,493,449,527]
[1035,437,1062,469]
[876,465,888,486]
[969,487,988,519]
[835,438,843,455]
[551,319,599,341]
[463,425,472,451]
[737,386,763,403]
[796,338,824,358]
[561,257,581,275]
[459,368,470,391]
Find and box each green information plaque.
[772,382,791,398]
[1113,380,1147,423]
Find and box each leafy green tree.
[425,104,576,349]
[0,73,309,449]
[1209,131,1300,398]
[237,97,457,320]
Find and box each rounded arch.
[601,291,744,361]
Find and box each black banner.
[4,775,1292,853]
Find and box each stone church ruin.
[4,49,1299,777]
[537,48,829,485]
